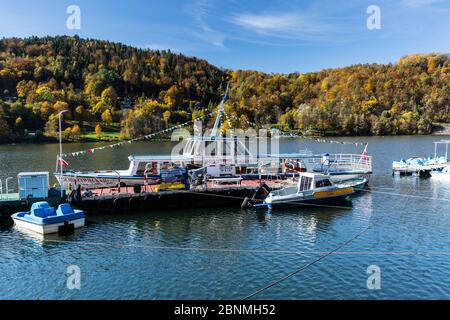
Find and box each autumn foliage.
[0,36,448,142]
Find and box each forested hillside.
[0,36,227,142]
[0,36,448,142]
[227,54,450,136]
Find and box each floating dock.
[392,140,450,177]
[68,180,287,214]
[392,164,449,177]
[0,193,64,218]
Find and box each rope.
[242,220,373,300]
[181,184,450,204]
[358,188,450,202]
[15,239,450,257]
[180,189,356,211]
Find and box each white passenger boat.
[55,86,372,189]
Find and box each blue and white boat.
[12,202,85,235]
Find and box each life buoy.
[0,204,13,217]
[129,196,142,209]
[97,199,110,211]
[113,197,124,210]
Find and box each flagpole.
[58,110,68,198]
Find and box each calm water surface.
[0,136,449,299]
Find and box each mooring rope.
[181,185,450,204]
[180,190,356,211]
[240,174,443,299]
[26,239,450,257]
[241,217,379,300]
[358,188,450,202]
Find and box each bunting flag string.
[64,109,367,158]
[222,111,367,147]
[62,110,215,158]
[277,131,368,147]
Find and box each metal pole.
[5,177,12,193]
[58,110,68,197]
[113,171,121,193]
[5,177,12,200]
[444,143,447,161]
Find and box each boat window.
[205,141,217,156]
[137,162,158,175]
[298,177,312,191]
[316,179,332,188]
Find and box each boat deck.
[88,179,291,197]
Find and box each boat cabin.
[297,172,333,192]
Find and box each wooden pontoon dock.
[68,179,288,214]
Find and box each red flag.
[361,144,368,162]
[58,157,69,167]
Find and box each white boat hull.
[13,218,85,235]
[430,173,450,181]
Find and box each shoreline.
[1,132,449,146]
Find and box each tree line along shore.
[0,36,449,143]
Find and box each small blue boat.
[12,202,85,235]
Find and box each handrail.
[112,171,121,193]
[5,177,13,196]
[144,163,153,192]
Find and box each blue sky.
[1,0,449,73]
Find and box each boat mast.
[210,82,230,139]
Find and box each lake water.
[0,135,449,300]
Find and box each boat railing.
[0,177,14,201]
[306,154,372,173]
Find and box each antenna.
[210,82,230,139]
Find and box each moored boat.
[12,202,85,235]
[430,166,450,181]
[55,86,372,189]
[249,172,356,210]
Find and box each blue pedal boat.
[12,202,85,235]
